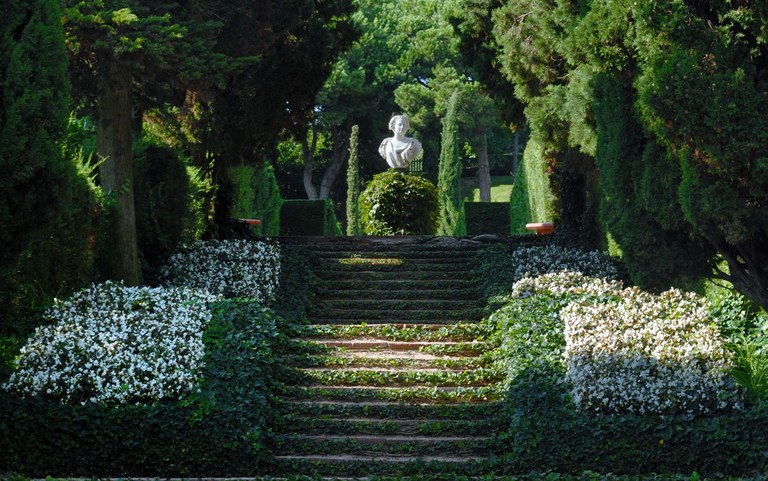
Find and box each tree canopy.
[488,0,768,309]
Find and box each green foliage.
[358,170,439,235]
[1,0,71,272]
[464,202,510,235]
[229,163,283,236]
[437,91,464,236]
[497,363,768,476]
[346,125,361,236]
[591,74,712,291]
[273,244,318,324]
[0,300,277,477]
[728,335,768,405]
[509,138,555,234]
[483,255,766,475]
[281,199,342,236]
[0,3,105,338]
[133,141,200,282]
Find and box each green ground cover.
[460,175,515,202]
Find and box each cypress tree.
[437,91,463,236]
[0,0,71,273]
[1,0,102,334]
[346,124,361,236]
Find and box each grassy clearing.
[460,175,514,202]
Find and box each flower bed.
[563,288,741,415]
[3,281,216,405]
[161,239,280,303]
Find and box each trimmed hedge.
[497,364,768,476]
[464,202,511,235]
[280,199,341,236]
[0,300,277,477]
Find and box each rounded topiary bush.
[359,170,438,235]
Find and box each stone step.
[270,454,492,477]
[316,287,480,301]
[274,415,497,436]
[277,385,501,404]
[312,248,481,259]
[275,434,494,456]
[317,269,475,282]
[311,299,482,311]
[303,339,493,352]
[319,256,475,267]
[308,307,485,322]
[293,367,502,388]
[277,399,500,420]
[319,278,477,291]
[309,318,479,325]
[297,322,491,339]
[289,352,491,371]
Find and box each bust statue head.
[379,114,422,170]
[388,114,410,134]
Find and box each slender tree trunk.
[319,122,350,200]
[96,57,140,285]
[302,124,319,200]
[512,130,520,177]
[477,130,491,202]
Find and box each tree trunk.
[319,123,350,200]
[477,130,491,202]
[96,56,141,285]
[302,125,319,200]
[512,130,520,177]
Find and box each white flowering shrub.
[477,244,624,300]
[563,287,742,415]
[494,272,624,381]
[161,239,280,303]
[3,281,217,405]
[509,270,624,300]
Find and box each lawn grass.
[460,175,514,202]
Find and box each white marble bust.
[378,114,422,170]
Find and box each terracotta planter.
[525,222,554,235]
[241,219,262,226]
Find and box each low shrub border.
[0,300,277,477]
[482,253,768,476]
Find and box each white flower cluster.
[563,287,742,415]
[161,239,280,303]
[3,281,217,405]
[508,245,621,283]
[509,270,623,300]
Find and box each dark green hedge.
[280,199,341,236]
[0,300,277,477]
[464,202,511,235]
[496,364,768,476]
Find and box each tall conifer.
[437,91,463,236]
[0,0,70,272]
[346,125,361,236]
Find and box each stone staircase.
[270,238,502,477]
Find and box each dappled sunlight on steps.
[270,238,502,477]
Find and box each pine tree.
[437,91,463,236]
[346,125,361,236]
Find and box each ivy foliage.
[0,300,277,477]
[359,170,439,235]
